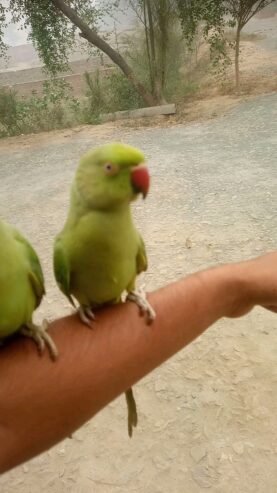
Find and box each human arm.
[0,252,276,472]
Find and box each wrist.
[196,261,251,319]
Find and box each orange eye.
[104,162,119,176]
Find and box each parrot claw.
[20,320,58,361]
[78,305,96,327]
[127,289,156,324]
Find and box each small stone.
[154,380,167,392]
[57,448,66,456]
[185,238,192,249]
[191,464,220,488]
[232,442,244,455]
[234,368,253,383]
[190,445,207,463]
[253,406,269,418]
[154,419,164,428]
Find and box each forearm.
[0,259,266,472]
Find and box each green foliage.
[0,66,145,138]
[83,70,107,121]
[0,89,21,135]
[4,0,272,135]
[177,0,227,46]
[82,68,144,118]
[0,3,7,59]
[121,17,187,101]
[177,0,232,71]
[0,79,83,137]
[0,6,206,140]
[177,0,274,64]
[106,71,144,111]
[127,0,179,101]
[9,1,74,76]
[1,0,273,109]
[225,0,274,29]
[5,1,118,76]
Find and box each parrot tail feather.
[125,387,138,438]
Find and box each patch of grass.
[106,71,144,111]
[82,70,107,121]
[82,68,144,118]
[0,89,21,136]
[0,80,85,137]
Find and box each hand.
[226,252,277,318]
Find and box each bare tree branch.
[50,0,156,106]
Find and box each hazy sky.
[4,23,28,46]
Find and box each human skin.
[0,252,276,473]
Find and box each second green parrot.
[0,218,57,359]
[53,142,155,436]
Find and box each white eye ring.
[104,162,119,176]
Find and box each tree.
[225,1,274,93]
[177,0,275,93]
[176,0,229,67]
[2,0,157,106]
[128,0,177,103]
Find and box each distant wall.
[1,67,114,98]
[0,56,113,98]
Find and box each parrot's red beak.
[131,164,150,199]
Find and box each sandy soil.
[0,91,276,492]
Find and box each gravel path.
[0,93,277,492]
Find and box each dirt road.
[0,93,277,492]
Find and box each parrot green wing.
[12,228,45,308]
[136,234,148,274]
[53,237,75,307]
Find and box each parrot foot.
[20,320,58,361]
[78,305,96,327]
[125,388,138,438]
[127,289,156,324]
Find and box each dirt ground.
[0,90,276,492]
[0,11,277,493]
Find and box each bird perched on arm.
[53,142,155,436]
[0,219,57,359]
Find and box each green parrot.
[53,142,155,437]
[0,219,58,359]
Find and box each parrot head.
[75,142,150,210]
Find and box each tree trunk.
[157,1,168,103]
[143,0,154,94]
[145,0,161,102]
[51,0,156,107]
[235,25,241,94]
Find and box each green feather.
[53,142,148,308]
[53,142,150,436]
[53,236,75,307]
[136,235,148,274]
[0,220,45,338]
